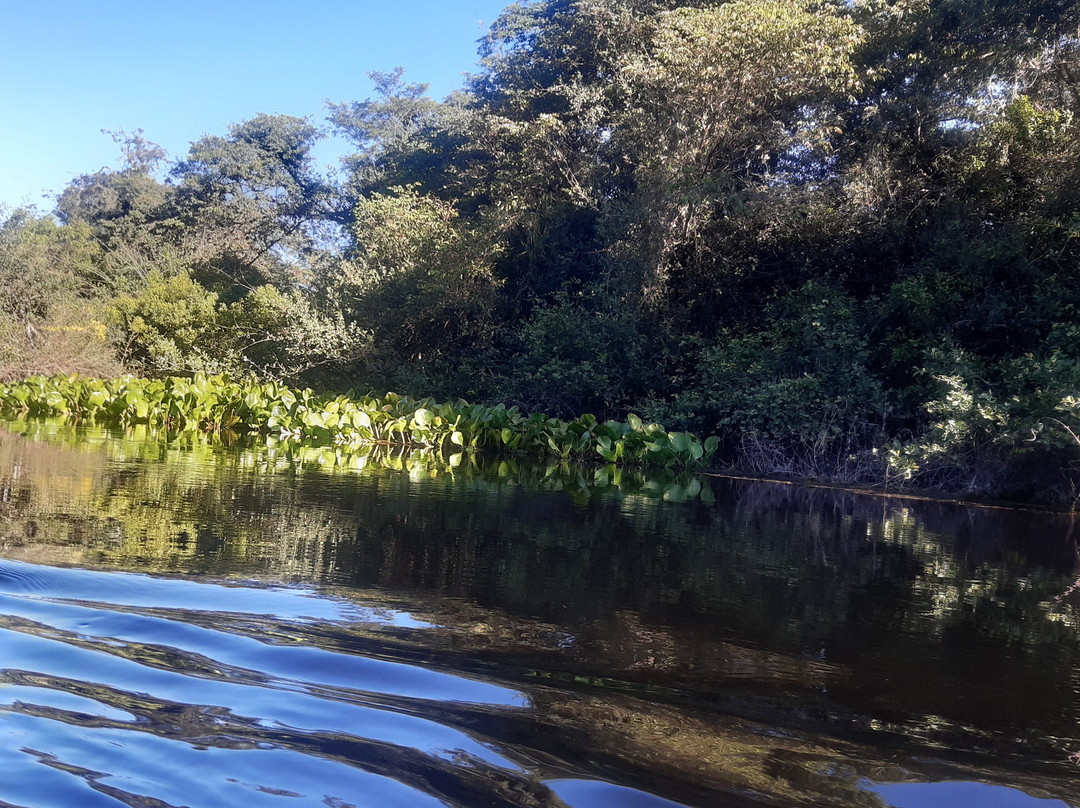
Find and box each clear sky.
[0,0,514,211]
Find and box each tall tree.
[173,114,338,291]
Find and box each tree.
[614,0,862,291]
[173,114,338,291]
[328,68,454,197]
[54,130,177,293]
[333,185,503,384]
[56,129,170,229]
[0,208,117,379]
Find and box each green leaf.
[669,432,692,453]
[412,407,435,428]
[301,410,326,429]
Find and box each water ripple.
[0,561,556,808]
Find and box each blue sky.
[0,0,514,211]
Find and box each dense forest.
[3,0,1080,501]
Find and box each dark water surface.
[2,418,1079,807]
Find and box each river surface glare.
[1,418,1079,807]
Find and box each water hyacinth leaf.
[0,374,721,469]
[669,432,692,453]
[645,436,667,452]
[301,410,326,429]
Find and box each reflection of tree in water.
[3,416,1080,768]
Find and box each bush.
[888,346,1080,498]
[0,209,118,380]
[655,283,888,477]
[111,269,222,374]
[509,292,652,418]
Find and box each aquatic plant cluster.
[0,374,719,469]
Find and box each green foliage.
[615,0,862,284]
[885,347,1080,496]
[111,269,372,385]
[0,209,119,380]
[111,269,221,374]
[56,130,170,232]
[337,185,503,373]
[327,67,460,198]
[0,374,719,471]
[218,284,373,385]
[1,212,95,325]
[627,0,861,155]
[510,290,656,418]
[653,284,887,476]
[173,113,336,290]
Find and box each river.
[1,417,1078,806]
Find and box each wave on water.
[0,559,692,808]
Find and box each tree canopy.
[5,0,1080,501]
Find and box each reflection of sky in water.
[860,780,1076,808]
[347,604,432,629]
[0,559,527,709]
[0,559,349,621]
[0,556,438,629]
[0,686,137,723]
[547,779,691,808]
[0,713,449,808]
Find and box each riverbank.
[4,372,1079,508]
[704,469,1080,514]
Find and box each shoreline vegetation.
[3,1,1080,504]
[0,374,718,470]
[3,373,1078,511]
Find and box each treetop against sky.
[0,0,510,210]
